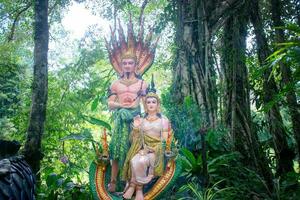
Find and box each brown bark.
[172,0,242,127]
[297,1,300,26]
[250,0,294,175]
[270,0,300,160]
[222,11,254,163]
[222,2,273,190]
[172,0,211,126]
[24,0,49,179]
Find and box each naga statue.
[89,17,181,200]
[0,140,35,200]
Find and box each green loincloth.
[109,106,140,169]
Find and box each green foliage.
[37,32,113,197]
[60,129,94,142]
[178,180,232,200]
[39,167,92,200]
[162,93,203,152]
[274,172,300,200]
[83,116,111,131]
[180,148,203,182]
[247,53,264,110]
[268,24,300,66]
[0,63,23,118]
[0,62,22,138]
[0,41,32,141]
[0,117,17,138]
[267,23,300,97]
[205,127,233,153]
[178,147,278,199]
[1,1,299,199]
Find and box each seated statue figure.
[88,79,180,200]
[122,83,172,200]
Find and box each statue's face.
[121,58,136,74]
[146,97,158,113]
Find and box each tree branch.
[139,0,148,25]
[7,2,32,42]
[113,1,117,31]
[48,0,60,15]
[208,0,244,34]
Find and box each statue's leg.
[123,163,137,199]
[135,184,144,200]
[147,152,155,179]
[123,181,136,199]
[108,160,118,192]
[131,152,156,185]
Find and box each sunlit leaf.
[181,148,196,166]
[83,115,112,130]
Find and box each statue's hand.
[122,99,138,108]
[122,103,132,108]
[133,115,142,127]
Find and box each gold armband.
[132,125,139,131]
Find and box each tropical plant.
[162,94,203,152]
[180,147,203,182]
[38,167,92,200]
[267,23,300,101]
[178,180,232,200]
[268,24,300,71]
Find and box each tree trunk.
[270,0,300,159]
[297,1,300,26]
[173,0,241,128]
[250,0,294,175]
[222,2,273,190]
[172,0,244,127]
[24,0,49,179]
[222,12,252,162]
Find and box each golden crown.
[105,16,159,76]
[144,74,161,114]
[145,74,160,102]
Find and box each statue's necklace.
[146,116,159,122]
[120,77,139,86]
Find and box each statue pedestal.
[89,158,182,200]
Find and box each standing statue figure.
[122,79,173,200]
[105,17,158,192]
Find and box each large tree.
[24,0,49,177]
[171,0,242,127]
[270,0,300,159]
[250,0,294,175]
[221,2,273,189]
[171,0,276,190]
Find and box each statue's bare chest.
[116,80,143,94]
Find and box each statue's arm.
[139,81,148,107]
[130,124,140,143]
[141,81,148,96]
[130,115,142,142]
[107,82,122,110]
[108,97,122,110]
[161,117,171,141]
